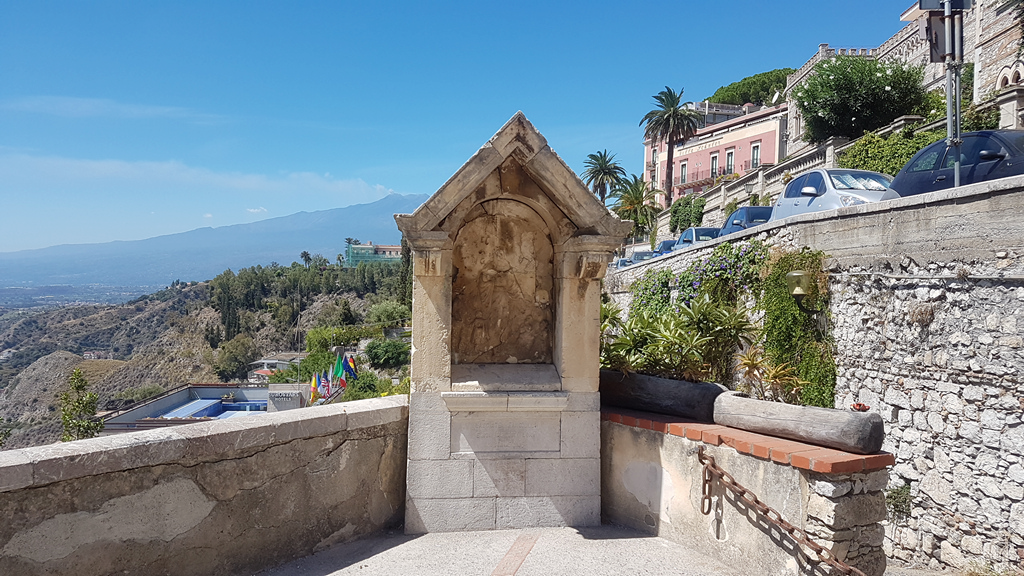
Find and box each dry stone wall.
[605,177,1024,572]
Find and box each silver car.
[770,169,892,221]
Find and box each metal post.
[954,12,963,188]
[943,0,959,187]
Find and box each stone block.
[32,428,189,484]
[919,469,952,505]
[559,376,599,393]
[405,497,495,533]
[441,392,508,412]
[525,458,599,497]
[553,278,600,380]
[408,392,451,461]
[560,411,600,459]
[495,496,601,529]
[0,449,33,492]
[344,396,408,429]
[563,391,600,412]
[473,458,526,497]
[811,478,853,498]
[407,460,474,499]
[806,492,886,530]
[450,363,560,392]
[451,412,560,454]
[507,392,568,411]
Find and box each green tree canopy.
[59,368,103,442]
[640,87,703,204]
[611,175,660,240]
[795,56,925,143]
[669,195,706,233]
[582,150,626,204]
[365,338,410,369]
[707,68,795,106]
[214,334,259,381]
[366,300,411,328]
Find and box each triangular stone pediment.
[396,112,631,245]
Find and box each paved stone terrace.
[259,526,949,576]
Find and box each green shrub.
[795,56,924,143]
[366,300,411,328]
[837,128,945,176]
[365,338,410,369]
[306,325,383,353]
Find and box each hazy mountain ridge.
[0,193,427,287]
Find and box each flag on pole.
[310,374,318,403]
[333,353,347,389]
[343,355,358,380]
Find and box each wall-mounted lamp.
[786,270,819,315]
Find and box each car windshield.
[694,228,719,241]
[747,207,773,224]
[632,251,654,261]
[828,170,891,191]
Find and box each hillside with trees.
[0,247,413,450]
[707,68,795,106]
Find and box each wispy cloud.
[246,207,268,213]
[203,213,213,218]
[0,96,224,123]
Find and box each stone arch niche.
[451,198,554,364]
[395,113,631,533]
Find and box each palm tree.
[640,87,703,207]
[582,150,626,204]
[610,175,660,241]
[300,251,311,268]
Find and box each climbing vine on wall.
[676,240,768,306]
[628,268,675,317]
[758,248,835,408]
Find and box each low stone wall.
[602,408,892,576]
[605,178,1024,571]
[0,397,408,576]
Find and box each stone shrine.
[396,113,630,532]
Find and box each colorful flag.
[310,374,318,403]
[333,354,347,389]
[344,355,358,380]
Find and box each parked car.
[719,206,774,237]
[654,240,677,256]
[889,130,1024,197]
[631,251,655,263]
[673,227,720,249]
[770,168,892,221]
[614,258,632,270]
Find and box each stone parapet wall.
[605,177,1024,571]
[602,408,891,576]
[0,397,409,576]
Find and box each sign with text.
[919,0,972,10]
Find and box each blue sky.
[0,1,914,252]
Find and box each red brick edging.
[602,407,895,474]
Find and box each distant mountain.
[0,193,427,287]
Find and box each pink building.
[644,103,788,209]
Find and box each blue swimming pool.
[160,399,267,419]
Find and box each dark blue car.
[889,130,1024,197]
[719,206,774,237]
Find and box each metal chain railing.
[697,446,866,576]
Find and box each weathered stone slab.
[451,412,560,454]
[407,460,474,499]
[495,495,601,529]
[473,458,526,497]
[405,497,496,533]
[525,458,600,497]
[451,198,554,364]
[450,363,560,392]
